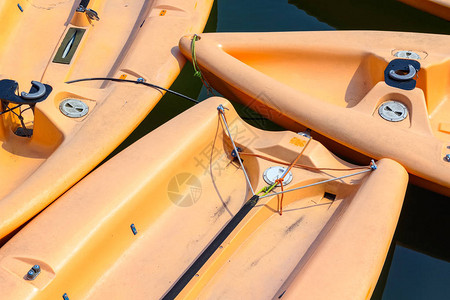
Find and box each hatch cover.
[378,101,408,122]
[263,166,293,186]
[59,99,89,118]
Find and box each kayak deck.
[0,97,408,299]
[0,0,213,240]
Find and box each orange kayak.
[179,31,450,196]
[0,0,213,241]
[398,0,450,21]
[0,97,408,299]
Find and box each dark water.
[114,0,450,298]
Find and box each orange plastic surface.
[0,97,408,299]
[0,0,214,240]
[179,31,450,196]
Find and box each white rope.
[259,168,374,199]
[217,104,255,195]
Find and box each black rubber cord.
[65,77,200,104]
